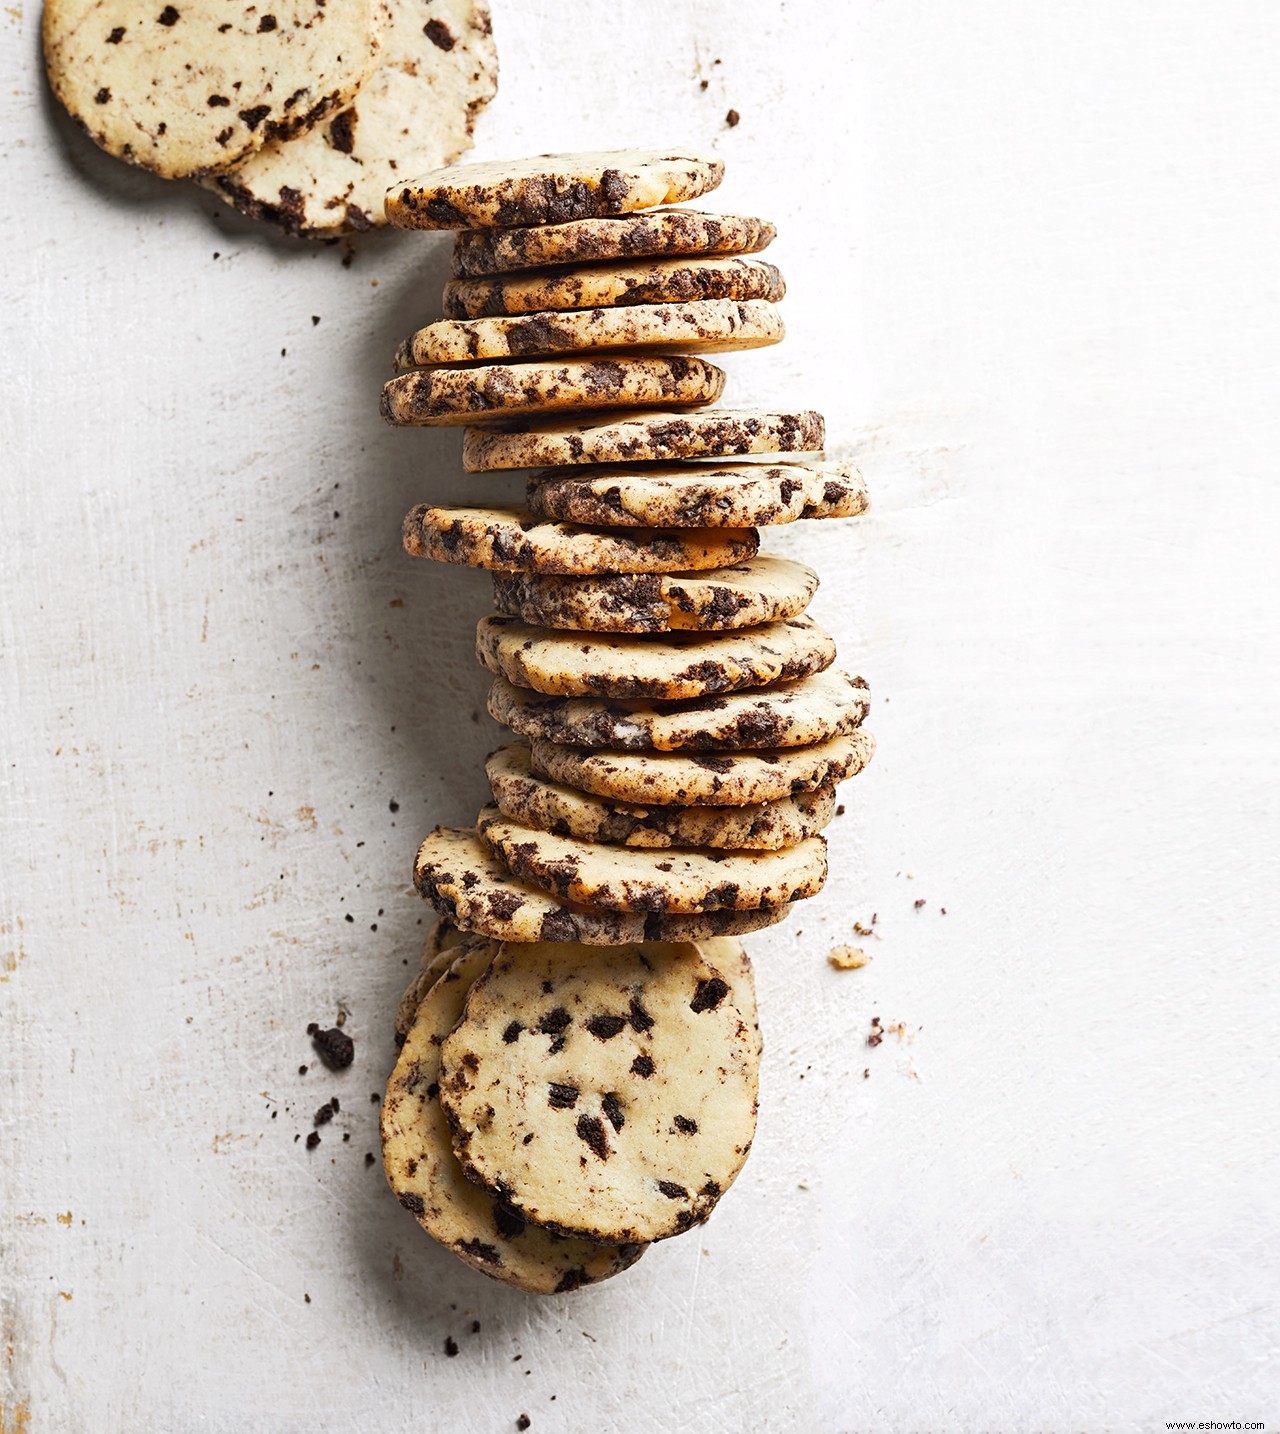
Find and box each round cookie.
[438,939,758,1242]
[382,941,646,1293]
[451,209,776,278]
[380,355,725,427]
[527,461,867,529]
[475,614,835,699]
[705,938,763,1056]
[393,918,475,1044]
[415,827,791,945]
[528,729,876,807]
[442,255,785,320]
[394,298,784,368]
[43,0,378,180]
[487,669,871,752]
[386,148,724,229]
[207,0,497,235]
[485,743,837,851]
[462,408,825,473]
[478,806,827,913]
[490,556,818,634]
[404,505,757,575]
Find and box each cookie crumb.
[470,1319,481,1334]
[914,898,926,910]
[311,1025,355,1070]
[828,946,868,971]
[517,1417,531,1431]
[311,315,320,326]
[835,804,845,816]
[444,1336,459,1358]
[725,108,740,127]
[305,1131,320,1150]
[365,1152,375,1166]
[304,1292,311,1303]
[867,1017,884,1048]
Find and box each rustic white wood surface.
[3,2,1278,1430]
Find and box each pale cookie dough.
[485,742,837,851]
[438,939,757,1242]
[491,555,817,634]
[404,505,757,575]
[527,461,867,529]
[451,209,776,278]
[394,299,784,368]
[462,408,825,473]
[386,147,723,229]
[477,805,827,913]
[43,0,378,179]
[382,941,647,1293]
[380,354,725,426]
[414,827,791,944]
[487,669,871,751]
[442,255,784,319]
[208,0,497,234]
[475,613,835,699]
[528,728,877,807]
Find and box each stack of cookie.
[378,150,874,1293]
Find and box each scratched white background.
[3,1,1278,1430]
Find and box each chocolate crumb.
[311,1026,355,1069]
[305,1131,320,1150]
[470,1319,481,1334]
[365,1152,375,1166]
[868,1017,884,1048]
[444,1336,459,1358]
[517,1417,531,1431]
[914,899,926,910]
[726,108,740,127]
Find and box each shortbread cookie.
[488,669,871,752]
[443,256,784,319]
[476,614,834,699]
[43,0,378,180]
[439,939,758,1243]
[527,461,867,529]
[705,938,762,1055]
[208,0,497,234]
[492,555,816,634]
[382,941,646,1293]
[394,299,784,368]
[393,919,474,1043]
[404,505,757,575]
[462,408,825,473]
[485,743,837,850]
[529,728,876,806]
[386,148,723,229]
[478,807,827,912]
[415,828,790,944]
[451,209,776,278]
[380,354,725,427]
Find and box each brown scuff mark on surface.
[0,1398,31,1433]
[0,918,27,982]
[211,1131,252,1155]
[55,1212,72,1227]
[296,806,317,832]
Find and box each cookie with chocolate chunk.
[386,147,723,229]
[477,805,827,913]
[442,255,784,319]
[382,939,647,1292]
[451,209,776,278]
[528,728,876,807]
[438,939,758,1242]
[491,555,817,633]
[462,408,825,473]
[414,827,790,944]
[527,461,867,529]
[380,355,725,426]
[487,669,871,751]
[404,505,757,575]
[475,614,834,699]
[43,0,379,179]
[394,298,783,368]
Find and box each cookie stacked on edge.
[377,150,874,1293]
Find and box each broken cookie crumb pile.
[376,149,875,1292]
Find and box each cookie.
[393,919,474,1044]
[404,505,757,575]
[485,742,837,851]
[451,209,776,278]
[438,939,757,1242]
[527,460,867,529]
[43,0,378,180]
[704,938,763,1056]
[491,555,817,633]
[462,408,825,473]
[386,148,723,229]
[487,667,870,752]
[394,298,784,368]
[208,0,497,235]
[442,255,784,319]
[414,827,790,944]
[475,613,835,699]
[382,939,646,1293]
[477,806,827,913]
[380,355,725,427]
[529,728,875,807]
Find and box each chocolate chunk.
[575,1114,610,1160]
[601,1093,625,1132]
[690,978,729,1013]
[657,1180,688,1200]
[587,1014,627,1040]
[547,1083,579,1109]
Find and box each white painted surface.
[2,1,1278,1429]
